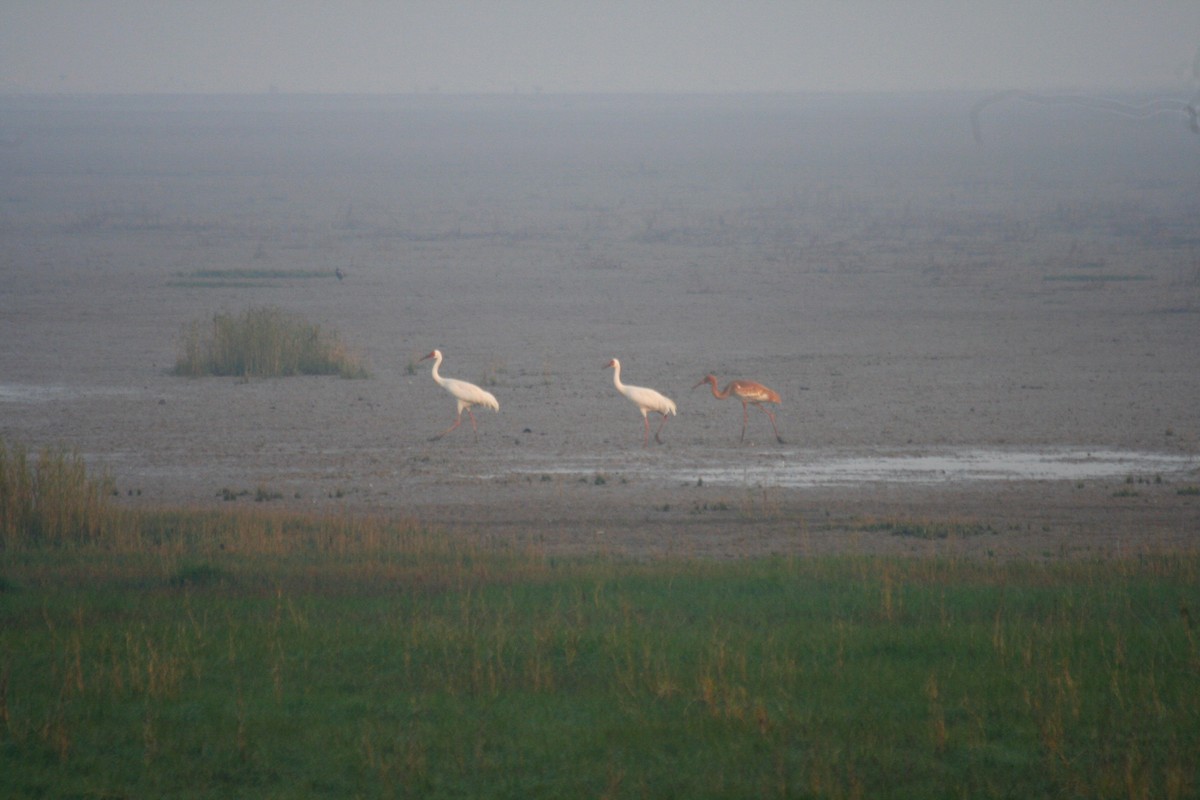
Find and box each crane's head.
[420,349,441,362]
[692,375,718,390]
[603,358,618,370]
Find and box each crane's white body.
[421,349,498,440]
[605,358,676,445]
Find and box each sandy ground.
[1,93,1198,559]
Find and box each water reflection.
[500,448,1198,488]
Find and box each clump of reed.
[173,305,369,378]
[0,440,115,548]
[0,437,499,579]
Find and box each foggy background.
[2,1,1198,95]
[2,0,1199,533]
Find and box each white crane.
[420,349,499,440]
[604,358,677,446]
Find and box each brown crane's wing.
[729,380,781,404]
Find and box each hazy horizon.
[3,2,1198,96]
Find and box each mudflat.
[2,93,1197,558]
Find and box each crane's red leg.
[756,403,785,444]
[653,412,669,444]
[467,407,479,438]
[431,411,464,441]
[740,401,750,442]
[642,414,651,447]
[765,409,783,443]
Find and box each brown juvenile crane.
[693,374,784,444]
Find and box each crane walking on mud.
[693,374,784,444]
[420,349,499,441]
[604,358,677,446]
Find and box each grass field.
[2,442,1198,798]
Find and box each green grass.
[168,269,336,288]
[174,306,369,378]
[1042,273,1151,283]
[2,441,1198,797]
[3,547,1198,799]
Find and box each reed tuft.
[0,440,115,548]
[173,306,369,378]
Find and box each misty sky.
[2,1,1198,95]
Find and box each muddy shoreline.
[2,93,1198,558]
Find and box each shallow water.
[0,383,137,402]
[491,448,1199,488]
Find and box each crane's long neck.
[704,378,731,399]
[429,352,445,386]
[610,361,625,393]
